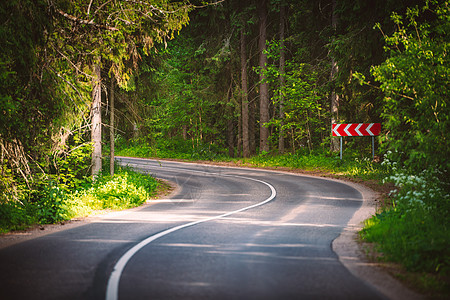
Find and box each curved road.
[0,157,387,299]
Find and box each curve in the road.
[105,170,277,300]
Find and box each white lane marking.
[105,167,277,300]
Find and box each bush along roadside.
[360,153,450,296]
[0,166,159,234]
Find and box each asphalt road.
[0,157,387,300]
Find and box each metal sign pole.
[372,136,375,160]
[340,137,343,160]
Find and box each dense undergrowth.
[117,139,449,296]
[361,160,449,296]
[0,164,159,234]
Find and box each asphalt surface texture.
[0,157,408,300]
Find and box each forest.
[0,0,449,295]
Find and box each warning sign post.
[332,123,381,160]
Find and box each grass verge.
[0,165,160,234]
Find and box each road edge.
[331,179,425,300]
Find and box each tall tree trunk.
[227,118,234,157]
[109,76,115,176]
[278,1,286,154]
[240,19,250,158]
[237,106,242,157]
[91,61,102,179]
[227,77,235,158]
[258,0,270,153]
[330,0,340,152]
[182,125,187,140]
[249,90,256,155]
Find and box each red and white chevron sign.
[332,123,381,137]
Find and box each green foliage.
[117,137,228,161]
[34,181,69,224]
[0,0,192,233]
[369,0,450,173]
[262,39,328,151]
[0,166,159,233]
[0,200,36,233]
[361,151,449,294]
[0,177,70,230]
[53,135,93,190]
[240,148,389,180]
[0,0,93,209]
[49,0,192,89]
[361,166,450,278]
[355,4,450,292]
[71,167,159,211]
[124,23,236,152]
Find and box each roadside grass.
[236,150,389,180]
[361,206,449,298]
[117,142,449,297]
[63,166,159,218]
[116,141,389,180]
[360,167,450,298]
[116,138,229,162]
[0,165,159,234]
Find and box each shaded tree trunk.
[237,106,242,157]
[240,19,250,158]
[278,1,286,154]
[227,118,234,157]
[330,0,340,152]
[110,76,115,176]
[91,61,102,179]
[249,90,257,155]
[182,125,187,140]
[227,77,235,158]
[258,0,270,153]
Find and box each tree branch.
[87,0,94,16]
[55,49,94,79]
[193,0,226,9]
[56,8,119,31]
[364,80,415,101]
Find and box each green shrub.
[35,181,69,224]
[0,201,36,233]
[54,138,92,190]
[65,167,159,214]
[361,167,450,276]
[0,166,159,233]
[117,137,228,161]
[239,149,389,180]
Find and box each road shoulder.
[331,179,425,300]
